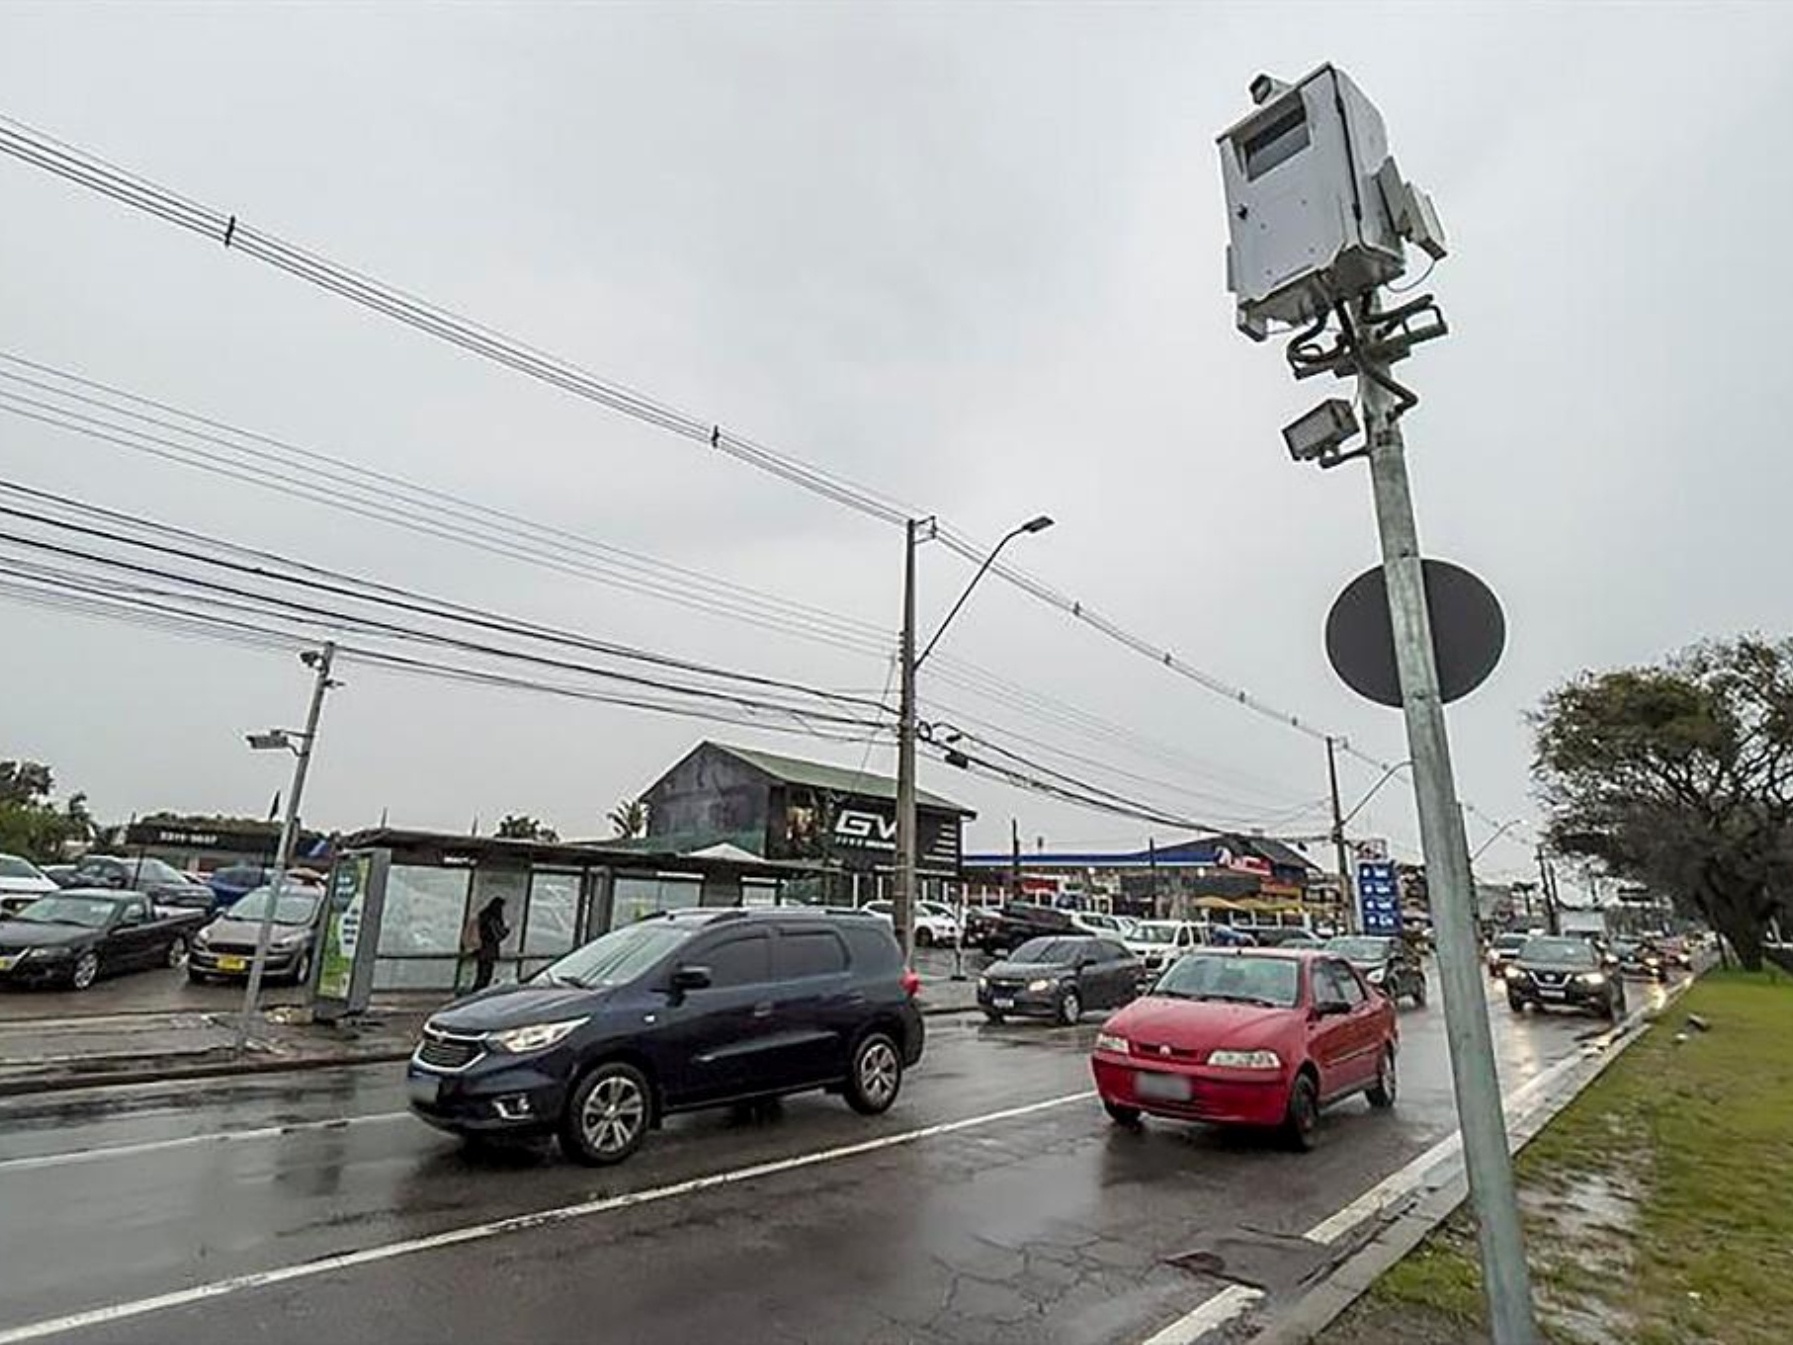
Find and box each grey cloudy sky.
[3,2,1790,883]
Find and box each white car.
[861,899,961,948]
[1125,919,1207,974]
[0,854,59,917]
[1070,911,1131,939]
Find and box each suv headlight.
[487,1018,589,1054]
[1504,965,1526,981]
[1094,1031,1130,1054]
[1207,1049,1282,1070]
[1579,971,1606,986]
[1027,978,1055,992]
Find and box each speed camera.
[1218,65,1445,340]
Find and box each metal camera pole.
[237,642,336,1052]
[1357,304,1539,1342]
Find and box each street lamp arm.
[1470,819,1521,863]
[1339,760,1412,830]
[915,516,1052,669]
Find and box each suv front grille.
[416,1029,485,1071]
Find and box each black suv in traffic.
[1505,935,1626,1020]
[407,907,925,1165]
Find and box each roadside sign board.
[1357,860,1402,936]
[314,847,389,1022]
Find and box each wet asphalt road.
[0,971,1674,1345]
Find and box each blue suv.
[407,907,925,1165]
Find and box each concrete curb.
[0,1002,982,1098]
[1245,972,1702,1345]
[0,1047,417,1098]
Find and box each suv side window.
[775,928,848,979]
[697,931,772,988]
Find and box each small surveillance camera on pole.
[1216,67,1538,1343]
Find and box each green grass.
[1360,972,1793,1344]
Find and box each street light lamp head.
[1020,514,1055,535]
[246,730,295,752]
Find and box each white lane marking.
[0,1090,1093,1345]
[0,1112,412,1174]
[1138,1284,1266,1345]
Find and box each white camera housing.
[1218,66,1430,340]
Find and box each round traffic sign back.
[1325,559,1504,708]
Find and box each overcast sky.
[3,2,1790,884]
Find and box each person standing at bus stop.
[463,896,509,991]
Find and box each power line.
[0,112,1407,777]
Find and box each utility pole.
[238,641,336,1051]
[894,519,920,962]
[1010,818,1021,901]
[1325,735,1357,934]
[1360,306,1537,1341]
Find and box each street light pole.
[895,519,921,963]
[1359,308,1538,1342]
[237,641,336,1051]
[895,514,1053,961]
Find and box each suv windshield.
[1154,953,1299,1007]
[1010,937,1083,964]
[1325,936,1394,961]
[227,888,322,925]
[1521,937,1597,967]
[538,920,693,989]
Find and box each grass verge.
[1321,970,1793,1345]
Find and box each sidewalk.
[0,960,984,1096]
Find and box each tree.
[0,759,82,862]
[496,814,558,842]
[1532,636,1793,970]
[607,797,648,839]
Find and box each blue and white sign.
[1357,860,1402,936]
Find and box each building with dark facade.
[641,741,975,905]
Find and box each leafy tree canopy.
[1533,635,1793,969]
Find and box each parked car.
[973,902,1076,956]
[1208,924,1258,948]
[1484,931,1529,977]
[1250,926,1318,949]
[206,863,276,911]
[1505,936,1626,1019]
[1125,919,1207,977]
[1323,935,1427,1007]
[1091,949,1398,1151]
[1609,939,1667,982]
[0,853,59,916]
[1069,911,1131,939]
[976,935,1141,1025]
[860,899,961,948]
[40,863,80,888]
[407,907,924,1165]
[0,890,207,989]
[189,884,325,984]
[61,855,214,910]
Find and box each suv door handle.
[752,1001,774,1019]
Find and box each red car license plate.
[1135,1070,1191,1102]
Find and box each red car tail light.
[901,969,921,998]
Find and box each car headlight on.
[1094,1031,1130,1054]
[486,1017,589,1054]
[977,976,989,988]
[1207,1048,1282,1070]
[1504,966,1525,981]
[1366,966,1386,984]
[1027,978,1055,993]
[1580,972,1606,986]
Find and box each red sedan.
[1090,948,1397,1150]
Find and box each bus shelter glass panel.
[374,863,471,990]
[612,872,702,926]
[522,869,579,975]
[470,867,530,985]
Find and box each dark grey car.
[189,885,324,984]
[1323,935,1427,1007]
[977,935,1141,1025]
